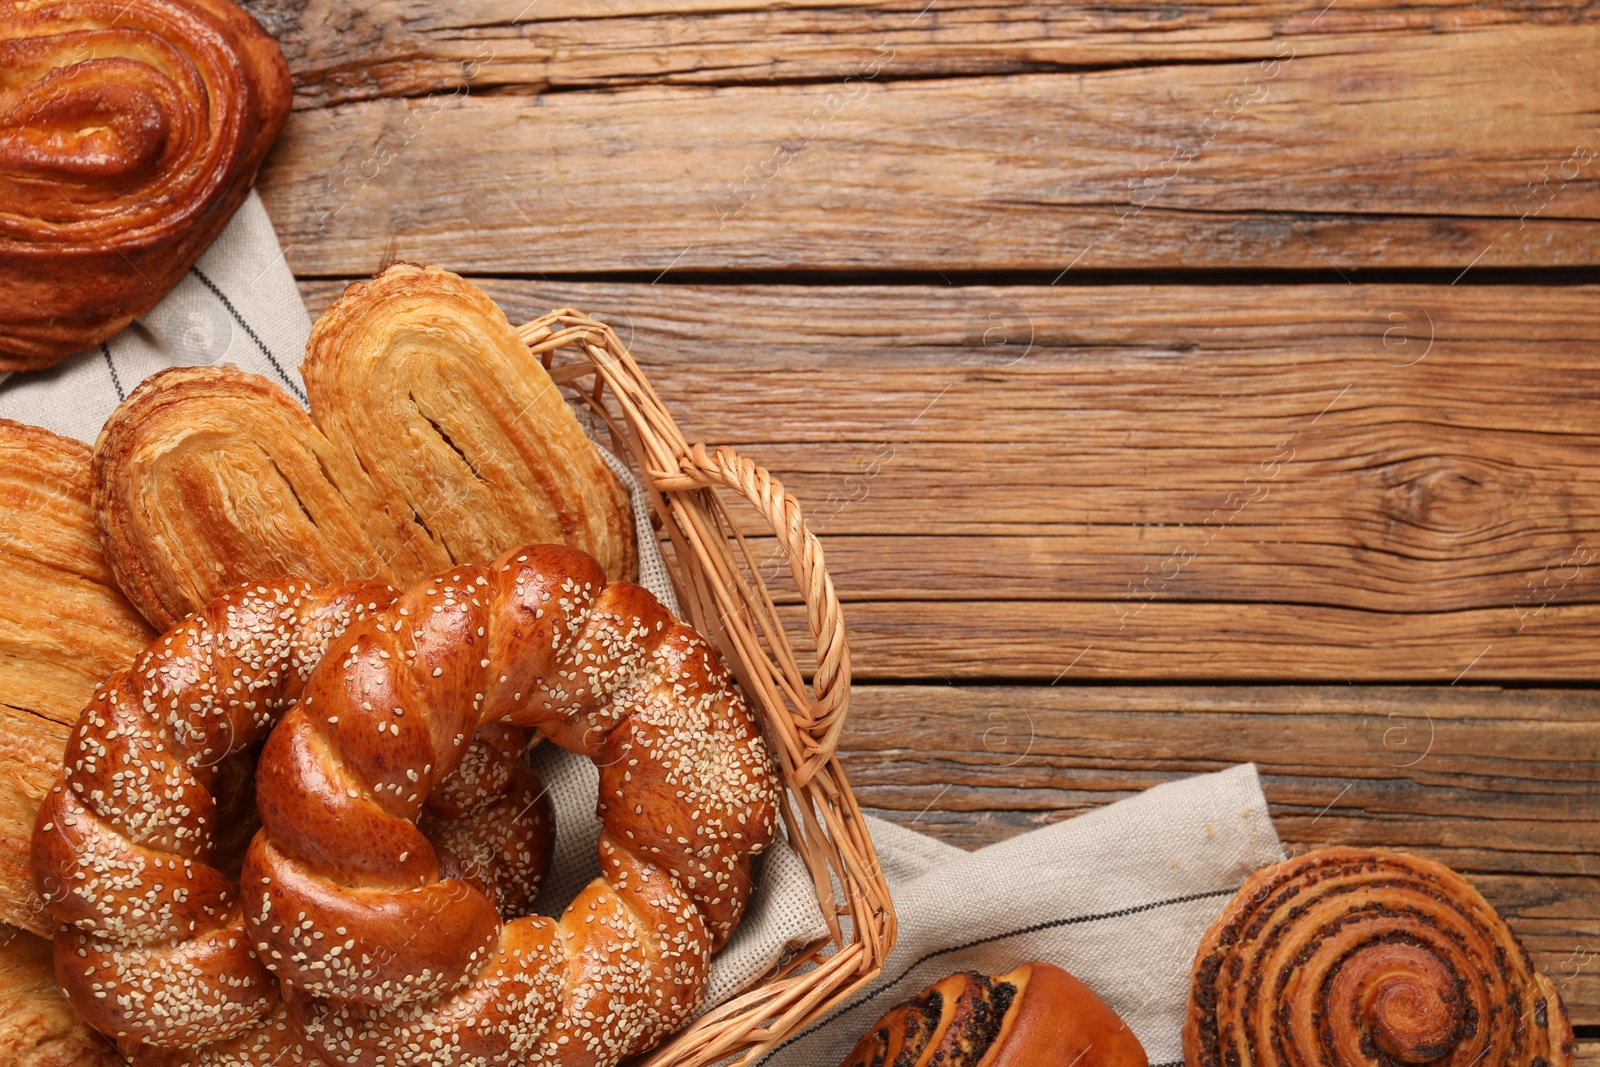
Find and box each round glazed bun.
[839,961,1149,1067]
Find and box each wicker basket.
[515,309,896,1066]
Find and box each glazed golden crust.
[31,578,399,1051]
[34,544,778,1065]
[838,962,1148,1067]
[0,0,291,369]
[301,264,634,584]
[244,544,776,1066]
[30,571,553,1063]
[1184,847,1575,1067]
[0,927,123,1067]
[0,419,154,933]
[991,962,1148,1067]
[92,366,439,629]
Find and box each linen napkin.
[0,201,1286,1060]
[754,763,1283,1066]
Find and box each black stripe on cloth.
[101,343,124,402]
[754,885,1239,1065]
[190,266,307,404]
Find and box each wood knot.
[1373,454,1531,538]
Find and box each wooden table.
[256,0,1599,1055]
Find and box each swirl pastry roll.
[1185,847,1574,1067]
[0,0,291,368]
[839,962,1148,1067]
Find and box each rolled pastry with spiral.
[0,0,291,368]
[839,962,1149,1067]
[1185,847,1574,1067]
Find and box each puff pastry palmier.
[92,365,439,629]
[94,267,635,628]
[0,419,153,933]
[301,263,634,584]
[0,0,291,369]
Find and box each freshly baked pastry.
[0,708,79,937]
[0,0,291,369]
[94,266,635,629]
[839,962,1149,1067]
[1185,847,1574,1067]
[0,420,153,933]
[92,365,439,628]
[0,927,122,1067]
[302,264,635,584]
[33,543,778,1065]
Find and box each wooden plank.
[836,684,1600,1022]
[259,25,1600,274]
[300,280,1600,681]
[256,0,1600,106]
[775,600,1600,682]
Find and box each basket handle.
[651,443,852,783]
[519,310,853,784]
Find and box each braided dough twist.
[35,544,779,1065]
[30,579,395,1054]
[30,577,556,1064]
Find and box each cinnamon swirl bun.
[1185,847,1574,1067]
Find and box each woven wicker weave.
[516,310,896,1066]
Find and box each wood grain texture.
[258,21,1600,274]
[303,280,1600,681]
[250,0,1600,106]
[836,685,1600,1022]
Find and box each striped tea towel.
[755,764,1282,1066]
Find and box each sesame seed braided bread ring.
[1184,847,1575,1067]
[240,542,780,1067]
[29,578,555,1063]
